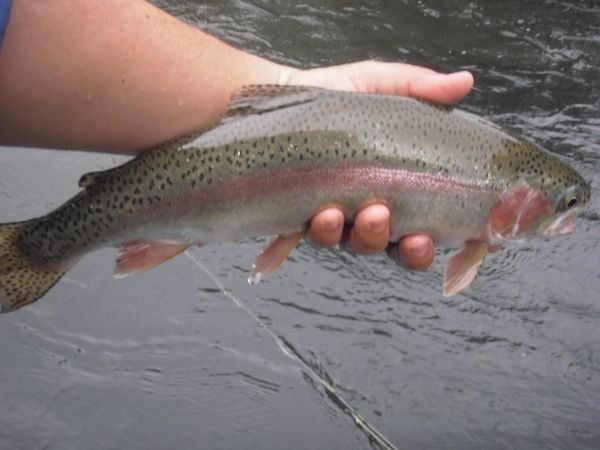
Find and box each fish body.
[0,85,590,312]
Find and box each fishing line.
[184,250,398,450]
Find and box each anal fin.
[248,230,304,284]
[115,241,189,279]
[443,242,488,297]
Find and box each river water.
[1,1,599,449]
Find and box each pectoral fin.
[443,242,488,297]
[248,230,304,284]
[115,241,189,278]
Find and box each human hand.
[279,61,474,270]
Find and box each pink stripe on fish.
[148,164,499,216]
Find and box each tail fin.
[0,223,66,313]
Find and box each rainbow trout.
[0,85,591,312]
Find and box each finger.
[389,234,435,270]
[343,61,473,104]
[346,61,437,93]
[407,71,474,105]
[307,208,344,247]
[344,204,390,254]
[285,61,474,105]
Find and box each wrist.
[276,65,301,86]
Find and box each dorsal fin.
[223,84,323,121]
[78,170,111,188]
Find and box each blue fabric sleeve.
[0,0,13,49]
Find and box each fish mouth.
[543,212,577,237]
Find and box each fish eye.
[556,188,581,212]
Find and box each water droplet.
[248,271,262,285]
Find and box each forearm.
[0,0,472,265]
[0,0,289,152]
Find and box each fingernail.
[425,70,470,82]
[408,241,430,258]
[324,213,343,231]
[368,220,387,233]
[445,70,470,78]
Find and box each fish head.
[538,180,591,237]
[490,142,590,241]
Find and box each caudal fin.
[0,223,67,313]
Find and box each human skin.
[0,0,474,270]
